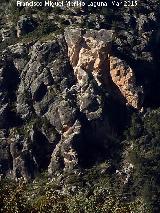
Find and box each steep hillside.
[0,0,160,212]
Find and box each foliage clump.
[0,163,149,213]
[126,108,160,212]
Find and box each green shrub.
[0,166,148,213]
[127,108,160,212]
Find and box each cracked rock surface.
[0,24,159,180]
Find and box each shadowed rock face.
[16,15,38,38]
[0,23,158,179]
[0,55,21,129]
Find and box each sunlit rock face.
[64,28,113,86]
[109,56,142,109]
[65,28,143,109]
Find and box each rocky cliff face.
[0,28,139,179]
[65,28,142,109]
[0,0,160,181]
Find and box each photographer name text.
[16,1,138,8]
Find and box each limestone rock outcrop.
[109,56,142,109]
[0,28,145,180]
[64,28,142,109]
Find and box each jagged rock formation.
[65,28,142,109]
[0,0,160,181]
[109,56,142,108]
[0,28,135,179]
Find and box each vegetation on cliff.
[1,0,160,212]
